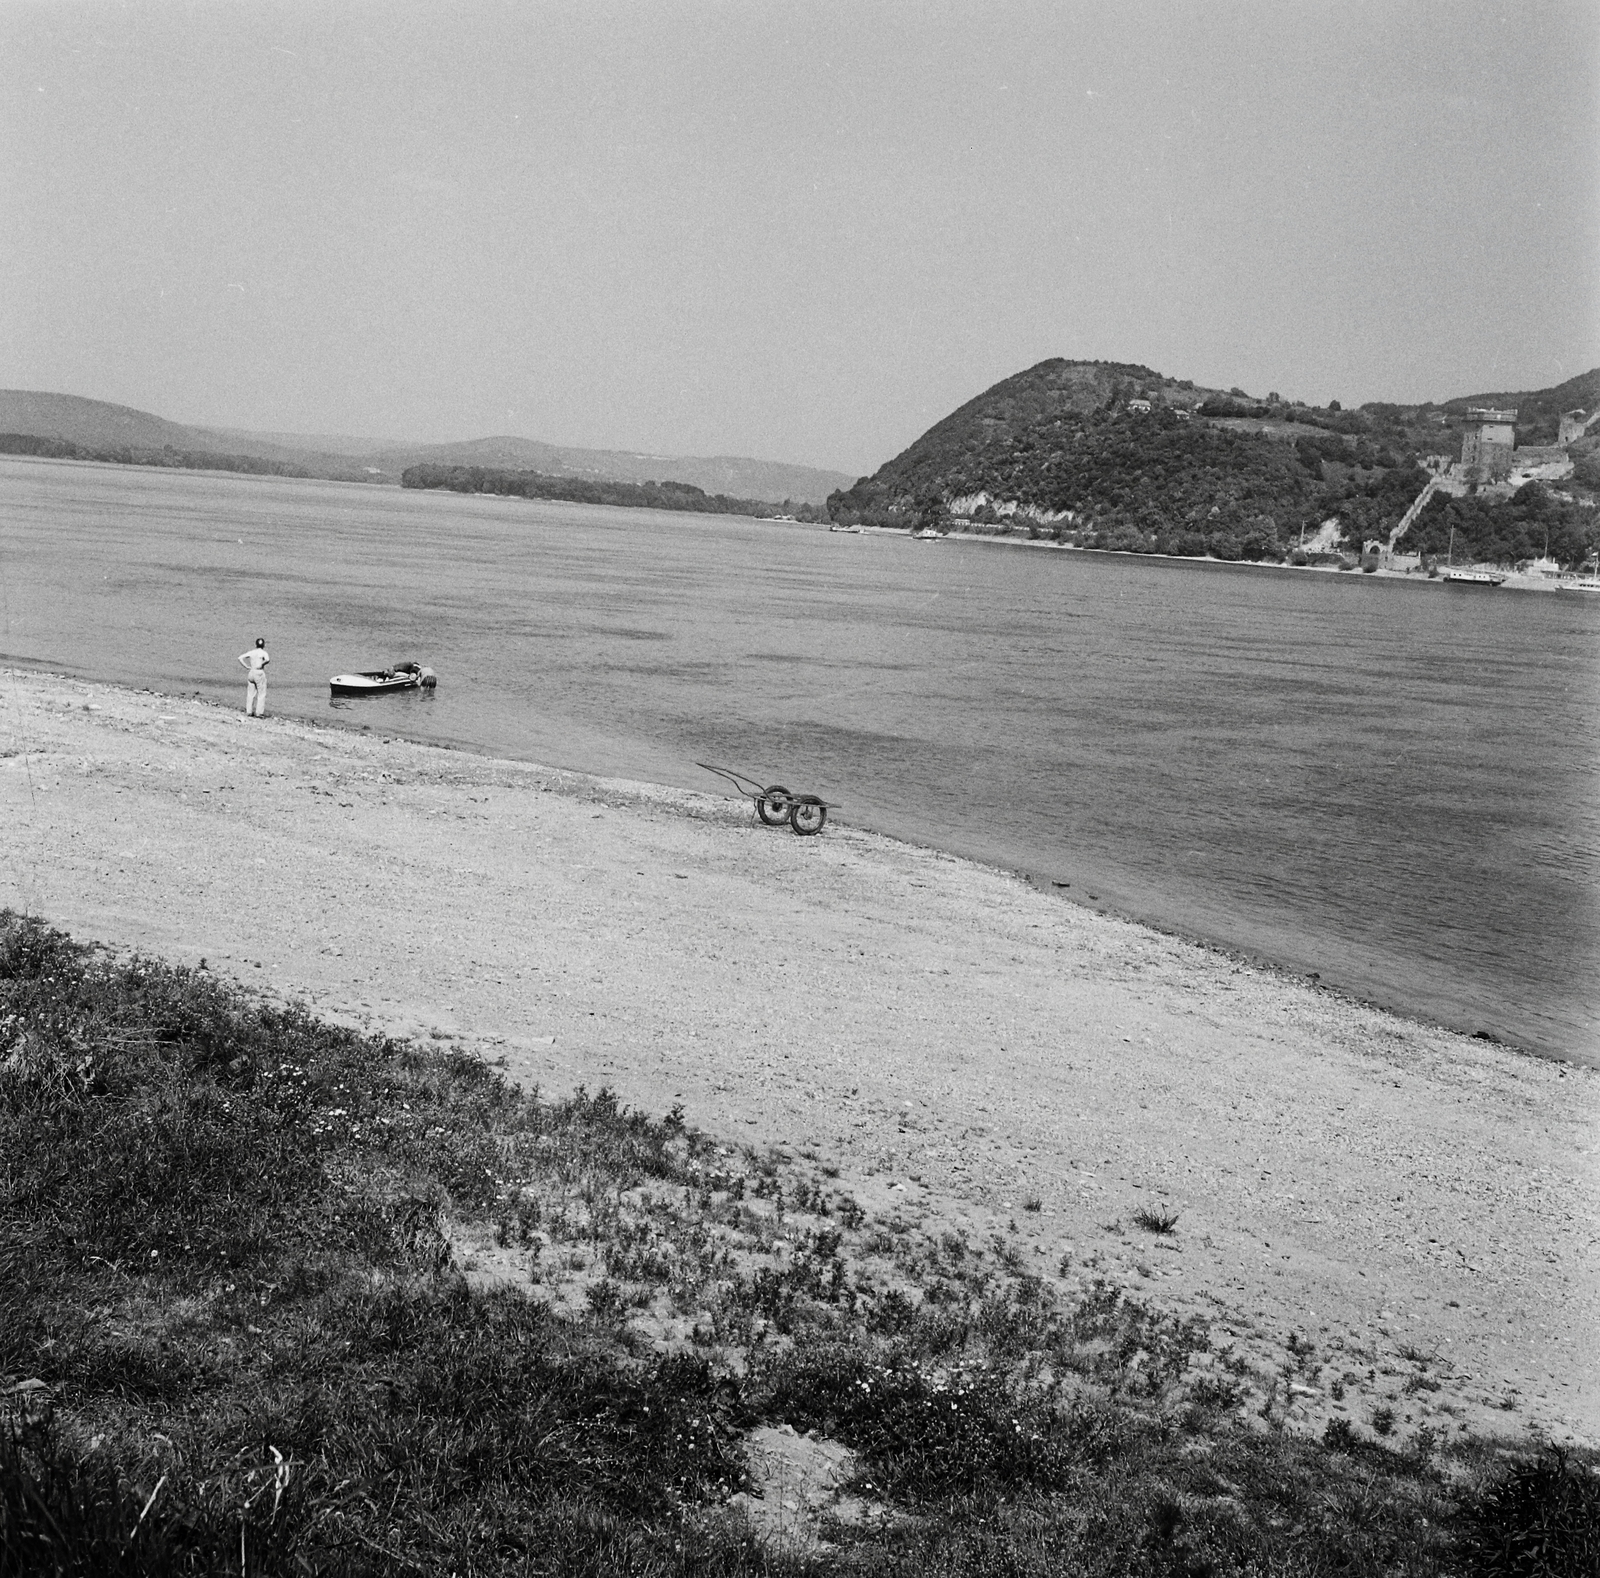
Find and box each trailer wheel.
[789,797,827,836]
[757,785,792,825]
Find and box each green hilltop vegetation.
[400,462,828,521]
[827,361,1600,569]
[4,914,1598,1575]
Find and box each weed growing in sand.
[1132,1204,1181,1234]
[834,1194,866,1230]
[1188,1375,1244,1413]
[1321,1416,1360,1452]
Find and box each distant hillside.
[830,360,1215,510]
[0,392,201,451]
[0,392,853,506]
[365,436,852,506]
[828,359,1600,569]
[0,430,348,483]
[0,393,398,482]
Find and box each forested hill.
[839,360,1205,506]
[827,359,1600,568]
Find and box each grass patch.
[1131,1206,1181,1235]
[2,914,1596,1574]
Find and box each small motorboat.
[330,661,437,697]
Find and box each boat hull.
[329,665,437,697]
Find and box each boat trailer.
[695,762,836,836]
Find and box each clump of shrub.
[1132,1205,1181,1235]
[1461,1447,1600,1578]
[1323,1416,1360,1453]
[757,1342,1126,1501]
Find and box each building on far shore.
[1458,407,1574,486]
[1460,408,1517,477]
[1390,403,1585,547]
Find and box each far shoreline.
[10,450,1583,593]
[862,520,1586,593]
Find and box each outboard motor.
[419,667,437,689]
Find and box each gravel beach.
[4,665,1596,1449]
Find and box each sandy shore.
[3,666,1596,1447]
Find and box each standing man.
[238,637,270,716]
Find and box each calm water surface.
[5,457,1597,1061]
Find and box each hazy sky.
[4,1,1597,475]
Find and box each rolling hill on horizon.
[7,368,1598,559]
[0,391,855,506]
[827,359,1600,569]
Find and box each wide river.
[4,457,1597,1061]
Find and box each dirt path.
[4,667,1596,1448]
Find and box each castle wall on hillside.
[1509,444,1569,468]
[1457,406,1577,483]
[1506,446,1575,485]
[1556,408,1600,446]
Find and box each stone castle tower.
[1460,408,1517,478]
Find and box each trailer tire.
[789,798,827,836]
[757,786,792,825]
